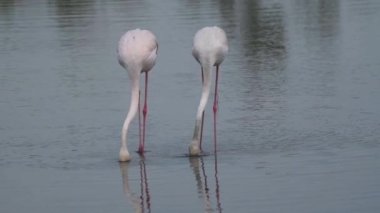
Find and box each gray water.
[1,0,380,212]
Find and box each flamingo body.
[192,26,228,67]
[117,29,158,161]
[189,26,228,155]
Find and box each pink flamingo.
[117,29,158,162]
[189,26,228,156]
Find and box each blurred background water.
[0,0,379,212]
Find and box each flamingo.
[117,29,158,162]
[189,26,228,156]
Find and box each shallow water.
[1,0,380,212]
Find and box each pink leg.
[138,91,142,151]
[213,66,219,151]
[139,72,148,154]
[200,111,205,150]
[200,68,205,150]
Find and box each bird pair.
[117,26,228,162]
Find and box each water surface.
[1,0,380,212]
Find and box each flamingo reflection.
[119,157,151,213]
[189,153,222,213]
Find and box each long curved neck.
[121,72,140,148]
[192,63,212,141]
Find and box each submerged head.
[189,141,201,156]
[119,147,131,162]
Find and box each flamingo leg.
[138,91,142,151]
[139,72,149,154]
[200,111,205,150]
[200,68,205,150]
[213,65,219,150]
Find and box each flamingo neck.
[121,72,140,149]
[192,64,212,141]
